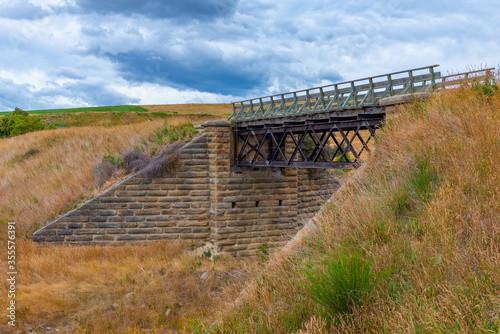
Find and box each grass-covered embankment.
[0,107,259,333]
[212,81,500,333]
[0,103,232,130]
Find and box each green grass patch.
[0,105,147,115]
[150,111,178,118]
[302,250,374,317]
[139,123,198,155]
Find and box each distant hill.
[0,103,232,129]
[0,103,232,117]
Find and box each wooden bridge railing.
[440,68,495,89]
[229,66,496,169]
[228,65,440,122]
[228,66,497,123]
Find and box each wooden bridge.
[228,66,493,169]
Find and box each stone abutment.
[33,121,340,256]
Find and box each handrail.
[440,68,495,88]
[442,68,495,81]
[229,65,440,122]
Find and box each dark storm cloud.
[1,0,500,110]
[75,0,239,19]
[104,50,265,95]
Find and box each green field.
[0,105,147,115]
[0,103,231,130]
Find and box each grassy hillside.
[209,81,500,333]
[0,107,260,333]
[0,105,148,115]
[141,103,232,118]
[0,103,232,116]
[2,84,500,333]
[0,103,232,129]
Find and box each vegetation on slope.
[0,107,55,138]
[211,80,500,333]
[0,103,233,117]
[0,109,259,333]
[0,105,148,115]
[34,105,230,129]
[2,81,498,333]
[0,103,232,134]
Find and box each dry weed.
[0,116,258,333]
[214,81,500,333]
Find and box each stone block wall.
[297,169,338,222]
[32,135,211,245]
[33,121,340,256]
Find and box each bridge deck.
[229,66,495,169]
[229,65,441,122]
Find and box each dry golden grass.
[3,86,500,332]
[0,115,260,333]
[0,122,166,235]
[37,109,227,129]
[213,82,500,333]
[140,103,232,118]
[5,241,258,333]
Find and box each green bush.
[12,107,29,116]
[0,109,46,138]
[303,251,373,317]
[256,243,270,262]
[472,77,499,98]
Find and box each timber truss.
[229,66,495,169]
[233,110,384,169]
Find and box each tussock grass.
[213,81,500,332]
[0,110,258,332]
[0,122,166,235]
[302,250,373,317]
[7,241,257,333]
[35,111,220,129]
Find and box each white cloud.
[28,0,75,11]
[112,82,239,105]
[0,0,499,110]
[0,69,49,91]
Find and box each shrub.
[472,77,499,98]
[141,142,183,178]
[0,112,45,137]
[102,154,121,167]
[303,251,373,317]
[122,149,151,174]
[92,159,118,188]
[12,107,29,116]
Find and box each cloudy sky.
[0,0,499,110]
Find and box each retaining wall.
[33,121,340,256]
